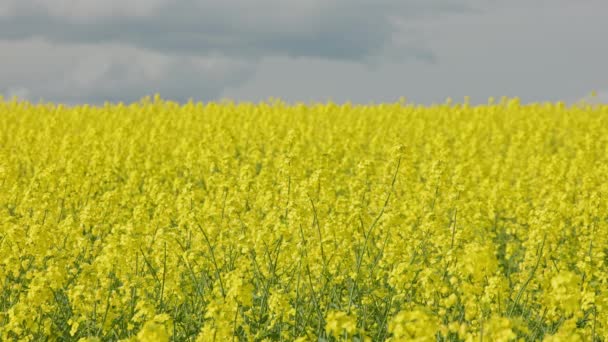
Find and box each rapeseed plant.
[0,95,607,340]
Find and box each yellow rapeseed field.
[0,95,607,341]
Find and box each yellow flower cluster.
[0,95,607,341]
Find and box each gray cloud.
[577,90,608,105]
[0,0,474,63]
[1,39,255,104]
[0,1,477,104]
[7,1,605,105]
[224,1,608,105]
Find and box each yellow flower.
[543,318,585,342]
[325,310,358,338]
[135,314,173,342]
[2,97,608,341]
[388,309,439,341]
[481,316,517,342]
[268,289,294,319]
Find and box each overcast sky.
[1,0,607,105]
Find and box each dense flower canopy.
[0,95,607,341]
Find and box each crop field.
[0,95,607,341]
